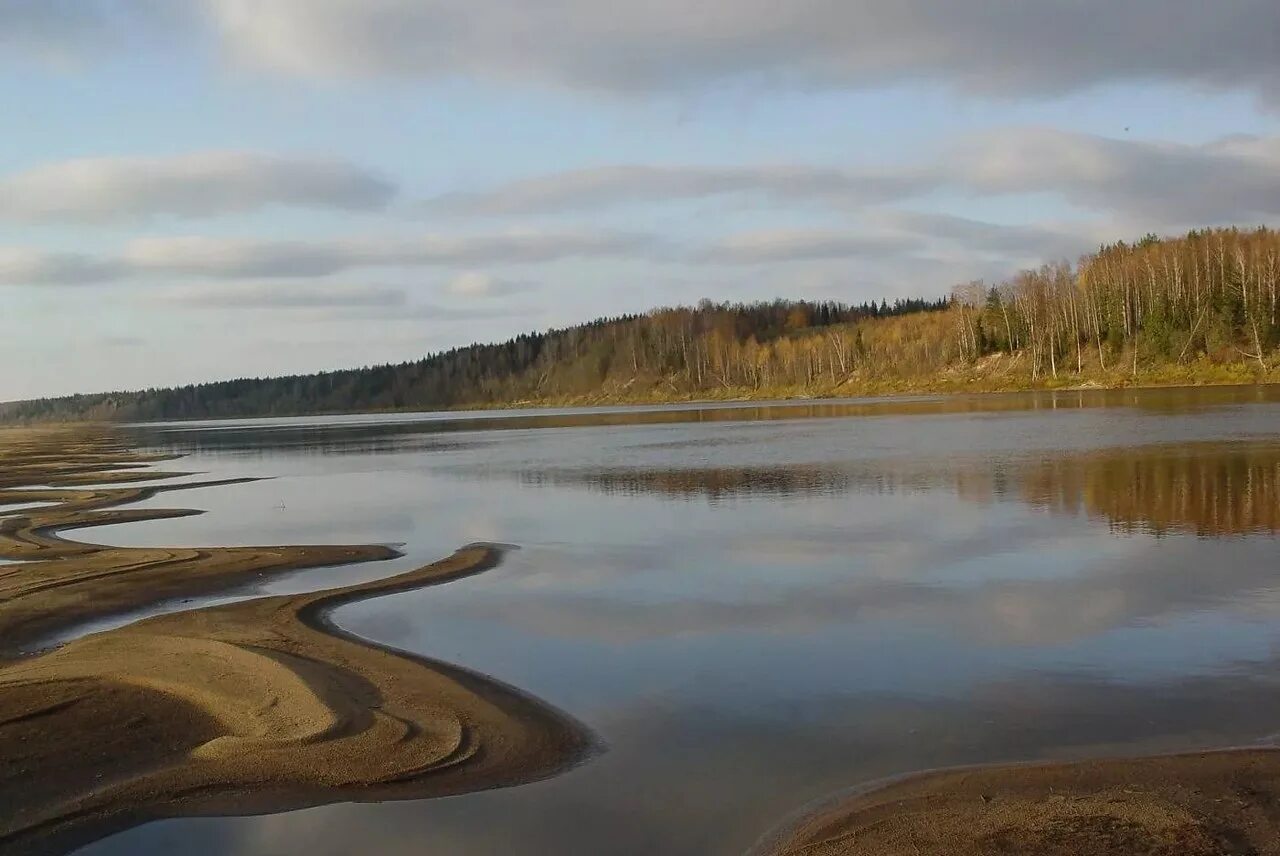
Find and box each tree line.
[0,298,945,422]
[953,226,1280,379]
[3,226,1278,423]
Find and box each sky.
[1,1,1279,400]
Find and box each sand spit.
[0,543,590,856]
[762,750,1280,856]
[0,427,591,855]
[0,426,399,651]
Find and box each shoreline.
[0,427,403,653]
[11,373,1280,428]
[758,748,1280,855]
[0,427,592,856]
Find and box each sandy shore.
[0,426,401,651]
[762,750,1280,855]
[0,427,591,855]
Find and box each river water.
[74,387,1280,855]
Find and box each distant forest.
[4,226,1279,423]
[1,298,944,422]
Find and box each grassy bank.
[493,354,1280,410]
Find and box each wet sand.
[0,427,590,855]
[763,750,1280,855]
[0,426,399,651]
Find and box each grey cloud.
[426,164,935,217]
[123,237,355,279]
[0,1,116,65]
[351,303,532,323]
[169,283,408,309]
[0,231,663,286]
[163,282,528,323]
[0,1,187,67]
[422,130,1280,232]
[446,271,535,298]
[199,0,1280,102]
[14,127,1275,289]
[699,230,923,264]
[958,129,1280,225]
[9,2,1278,102]
[98,335,145,348]
[0,152,395,223]
[121,232,664,277]
[0,248,126,285]
[871,210,1104,261]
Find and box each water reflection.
[124,384,1280,455]
[513,441,1280,536]
[78,387,1280,856]
[518,465,886,500]
[438,534,1277,649]
[82,659,1280,856]
[1020,443,1280,536]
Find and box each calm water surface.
[75,388,1280,855]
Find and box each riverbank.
[0,427,590,855]
[498,354,1279,411]
[0,426,400,650]
[5,349,1279,426]
[763,749,1280,855]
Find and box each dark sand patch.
[762,750,1280,856]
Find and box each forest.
[3,226,1278,423]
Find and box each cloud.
[422,130,1280,232]
[0,2,195,71]
[0,1,115,66]
[0,231,663,286]
[168,283,408,309]
[957,129,1280,226]
[0,248,125,285]
[99,335,145,348]
[700,230,923,264]
[163,283,531,323]
[446,271,533,298]
[870,210,1105,261]
[426,164,936,217]
[449,517,1265,649]
[0,152,395,222]
[364,302,532,322]
[6,128,1276,290]
[8,3,1279,104]
[197,0,1280,102]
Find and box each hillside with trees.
[3,226,1279,423]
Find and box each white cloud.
[0,152,394,223]
[423,130,1280,231]
[869,211,1106,261]
[168,283,408,309]
[446,271,533,298]
[0,231,665,286]
[426,164,935,216]
[352,302,532,322]
[161,283,524,322]
[4,132,1275,291]
[701,230,923,264]
[956,129,1280,225]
